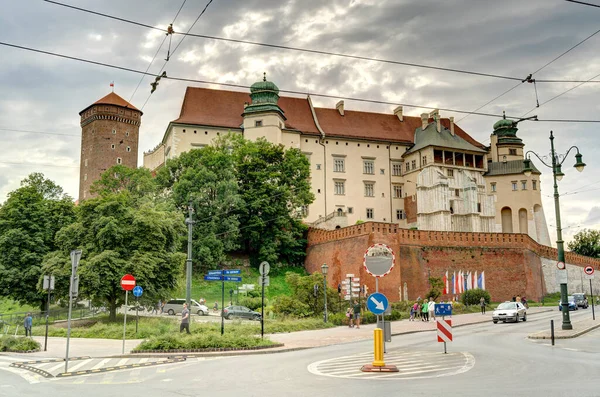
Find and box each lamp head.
[321,263,329,275]
[523,158,533,177]
[555,164,565,181]
[574,153,586,172]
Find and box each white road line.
[91,358,112,370]
[116,358,129,366]
[139,358,149,364]
[66,359,92,373]
[48,362,67,373]
[0,366,41,384]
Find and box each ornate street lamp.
[523,131,585,330]
[321,263,329,323]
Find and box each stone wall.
[306,222,600,302]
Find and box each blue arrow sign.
[132,285,143,297]
[367,292,389,315]
[204,275,223,281]
[223,276,242,282]
[434,303,452,316]
[208,270,223,276]
[223,269,241,275]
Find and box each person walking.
[180,303,191,334]
[410,302,417,321]
[421,300,429,321]
[480,296,486,314]
[23,313,32,337]
[428,297,436,321]
[353,300,362,329]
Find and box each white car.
[492,301,527,323]
[163,299,209,316]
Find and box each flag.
[474,271,478,289]
[467,272,471,291]
[443,271,448,294]
[481,271,486,290]
[452,272,456,295]
[463,272,468,293]
[110,82,114,87]
[470,271,475,290]
[477,272,482,289]
[459,271,463,294]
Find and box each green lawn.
[0,298,37,315]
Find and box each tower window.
[532,180,537,190]
[84,174,87,181]
[255,120,263,127]
[111,144,115,149]
[125,131,129,137]
[512,181,518,191]
[112,129,116,135]
[126,146,131,152]
[366,208,374,219]
[491,182,496,192]
[509,149,517,155]
[117,158,122,164]
[316,164,321,170]
[84,159,88,167]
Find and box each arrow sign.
[367,292,389,315]
[204,275,223,281]
[132,286,143,298]
[208,270,223,276]
[223,276,242,282]
[223,269,241,275]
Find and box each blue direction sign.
[204,275,223,281]
[223,269,241,275]
[435,303,452,316]
[208,270,223,276]
[132,285,143,298]
[367,292,389,315]
[223,276,242,282]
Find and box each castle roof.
[485,159,541,176]
[79,92,141,115]
[405,121,487,154]
[170,86,484,147]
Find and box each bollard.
[550,319,555,346]
[372,328,385,367]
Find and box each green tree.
[90,165,157,199]
[232,137,314,267]
[426,277,444,301]
[567,229,600,258]
[43,191,186,321]
[0,173,75,309]
[282,272,337,316]
[156,143,242,270]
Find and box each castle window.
[348,207,353,214]
[84,174,87,181]
[392,163,402,176]
[477,203,482,212]
[532,180,537,190]
[333,158,345,172]
[301,205,309,217]
[509,148,517,155]
[363,160,374,174]
[125,131,129,137]
[393,185,403,198]
[334,181,345,195]
[405,163,410,172]
[112,129,116,135]
[183,129,186,132]
[491,182,496,192]
[422,156,427,166]
[521,180,527,190]
[117,158,122,164]
[512,181,518,191]
[447,169,454,177]
[126,146,131,152]
[111,144,115,149]
[84,159,88,167]
[364,182,374,197]
[336,142,339,145]
[411,160,416,170]
[366,208,374,219]
[206,131,209,135]
[396,209,405,220]
[316,164,321,170]
[380,168,385,175]
[455,189,460,197]
[194,130,197,134]
[254,120,263,127]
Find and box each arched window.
[519,208,528,234]
[501,207,513,233]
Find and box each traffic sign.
[557,261,566,270]
[367,292,389,315]
[259,276,270,286]
[259,261,270,276]
[584,266,594,275]
[363,244,395,278]
[120,274,136,291]
[437,319,452,342]
[556,269,568,284]
[224,276,242,282]
[435,303,452,316]
[208,270,223,276]
[223,269,241,275]
[204,275,223,281]
[132,286,143,297]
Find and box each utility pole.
[185,200,195,309]
[43,274,55,352]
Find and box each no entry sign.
[121,274,136,291]
[584,266,594,276]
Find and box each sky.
[1,0,599,246]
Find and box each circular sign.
[121,274,136,291]
[259,261,270,276]
[132,285,143,297]
[557,261,566,270]
[363,243,395,278]
[584,266,595,275]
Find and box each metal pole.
[323,274,328,323]
[220,277,225,336]
[261,273,265,338]
[65,282,74,373]
[591,279,595,321]
[44,285,51,352]
[185,201,193,310]
[122,290,128,354]
[550,131,572,330]
[443,315,447,354]
[551,319,555,346]
[135,296,139,336]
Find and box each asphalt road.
[1,308,599,397]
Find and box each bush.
[134,332,276,351]
[391,301,413,312]
[461,289,491,306]
[0,336,40,352]
[272,295,311,318]
[237,297,263,311]
[329,310,402,326]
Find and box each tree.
[156,143,242,270]
[0,173,75,309]
[567,229,600,258]
[426,277,444,301]
[43,191,186,321]
[90,165,157,199]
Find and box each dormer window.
[509,148,517,155]
[255,120,263,127]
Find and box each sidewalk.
[528,317,600,339]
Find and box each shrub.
[272,295,311,318]
[134,332,276,351]
[0,336,40,352]
[238,297,263,311]
[461,289,491,306]
[391,301,413,312]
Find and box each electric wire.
[565,0,600,9]
[0,127,79,137]
[0,160,78,168]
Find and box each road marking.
[66,359,91,373]
[91,358,112,370]
[116,358,129,366]
[47,362,67,373]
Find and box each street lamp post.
[524,130,586,330]
[321,264,329,323]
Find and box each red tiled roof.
[171,87,485,147]
[80,92,141,115]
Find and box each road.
[1,308,598,397]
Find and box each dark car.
[222,305,262,321]
[559,296,578,311]
[572,293,588,308]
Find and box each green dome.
[493,118,514,131]
[243,73,285,119]
[250,78,279,94]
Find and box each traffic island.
[360,364,399,372]
[528,318,600,339]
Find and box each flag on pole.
[443,270,448,294]
[463,272,468,293]
[458,271,463,294]
[110,81,114,92]
[452,272,456,295]
[477,272,483,289]
[481,271,486,290]
[474,271,478,289]
[470,272,475,290]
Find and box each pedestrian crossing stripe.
[54,358,186,378]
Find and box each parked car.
[163,299,209,316]
[492,301,527,323]
[558,296,578,311]
[572,293,589,308]
[222,305,262,321]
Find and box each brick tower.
[78,92,142,201]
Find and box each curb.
[131,343,284,354]
[55,357,186,378]
[527,322,600,340]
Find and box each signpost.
[133,286,143,335]
[260,262,270,339]
[437,319,453,353]
[367,292,389,315]
[204,270,242,335]
[65,249,81,373]
[42,274,55,352]
[120,274,136,354]
[584,266,595,320]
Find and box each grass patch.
[0,298,37,315]
[0,336,40,352]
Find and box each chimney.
[430,109,441,133]
[336,100,344,116]
[420,113,428,130]
[393,105,403,121]
[449,117,455,136]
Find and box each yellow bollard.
[372,328,385,367]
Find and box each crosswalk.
[308,349,475,380]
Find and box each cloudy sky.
[1,0,599,246]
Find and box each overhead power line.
[43,0,600,85]
[565,0,600,8]
[0,160,79,169]
[0,127,79,137]
[4,41,600,123]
